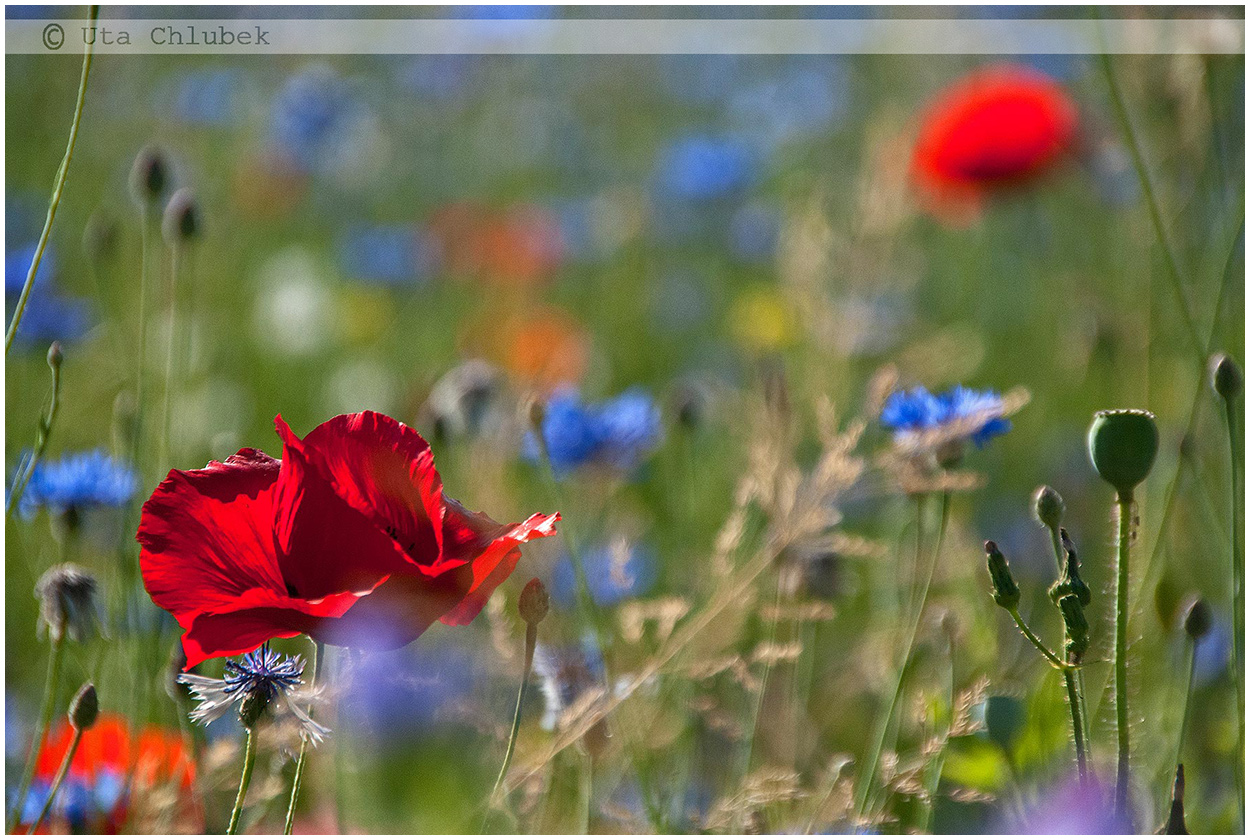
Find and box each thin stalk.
[1222,394,1245,823]
[6,352,63,519]
[7,637,66,833]
[855,492,949,817]
[27,727,83,834]
[226,728,258,835]
[1046,524,1093,769]
[741,574,784,778]
[1006,608,1065,670]
[1113,493,1133,823]
[132,213,152,477]
[1063,669,1089,784]
[1175,639,1196,775]
[283,640,324,835]
[4,5,99,354]
[158,245,183,473]
[485,623,538,828]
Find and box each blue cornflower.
[551,542,658,609]
[654,134,756,202]
[524,387,662,477]
[18,450,138,519]
[168,68,245,126]
[268,64,361,173]
[5,243,90,347]
[336,224,439,287]
[881,385,1012,448]
[346,640,481,740]
[179,645,326,740]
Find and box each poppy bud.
[162,188,200,245]
[1049,529,1092,607]
[1032,485,1064,530]
[1087,409,1158,499]
[69,683,98,731]
[1210,352,1243,401]
[985,540,1020,610]
[46,341,63,372]
[518,577,550,626]
[129,145,169,210]
[34,564,99,643]
[527,396,546,431]
[1058,594,1089,663]
[1182,597,1213,640]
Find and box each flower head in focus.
[911,64,1078,222]
[178,644,326,740]
[524,387,663,477]
[138,411,559,666]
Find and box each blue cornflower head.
[881,384,1013,450]
[268,64,363,173]
[552,541,658,609]
[178,645,327,741]
[524,387,663,477]
[19,450,138,519]
[655,134,756,202]
[336,224,439,287]
[166,68,245,127]
[5,243,90,347]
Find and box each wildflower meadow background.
[4,5,1246,835]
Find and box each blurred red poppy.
[23,714,194,834]
[911,65,1078,221]
[138,412,558,666]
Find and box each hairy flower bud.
[1032,485,1064,530]
[1049,529,1092,607]
[1058,594,1089,663]
[129,145,169,210]
[34,564,99,643]
[1087,409,1158,499]
[1210,352,1243,401]
[984,541,1020,610]
[518,577,550,626]
[69,683,98,731]
[1182,597,1213,641]
[162,188,200,244]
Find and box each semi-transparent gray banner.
[6,17,1245,55]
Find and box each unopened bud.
[69,683,98,731]
[129,145,169,210]
[34,564,99,643]
[1210,353,1243,401]
[518,577,550,626]
[985,541,1020,610]
[1058,594,1089,663]
[162,188,200,244]
[1049,529,1092,607]
[46,342,63,371]
[1182,597,1213,640]
[527,396,546,431]
[1032,485,1064,530]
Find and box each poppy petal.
[440,508,561,626]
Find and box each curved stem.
[1006,608,1065,670]
[158,244,182,474]
[7,636,65,833]
[27,727,82,834]
[283,640,324,835]
[227,728,258,835]
[1113,493,1133,824]
[1222,395,1245,824]
[485,624,537,828]
[4,5,99,354]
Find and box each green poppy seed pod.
[1032,485,1064,530]
[1182,597,1212,640]
[518,577,550,626]
[1058,594,1089,663]
[1087,409,1159,499]
[1210,353,1243,401]
[161,188,200,245]
[984,541,1020,610]
[69,683,98,731]
[47,341,63,372]
[129,145,169,210]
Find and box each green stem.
[855,492,948,817]
[7,636,65,833]
[6,353,62,519]
[485,624,537,829]
[1113,493,1133,824]
[227,728,258,835]
[1176,639,1196,776]
[158,245,182,474]
[1006,608,1065,670]
[27,727,82,834]
[4,5,99,355]
[283,641,324,835]
[1222,395,1245,824]
[132,213,152,477]
[1063,669,1089,784]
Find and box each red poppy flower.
[911,64,1078,220]
[139,411,559,667]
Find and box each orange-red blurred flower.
[21,713,195,834]
[911,65,1078,222]
[462,306,591,392]
[429,201,564,287]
